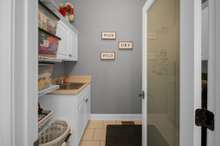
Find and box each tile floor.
[79,120,142,146]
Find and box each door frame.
[142,0,202,146]
[214,0,220,144]
[207,0,220,145]
[0,0,38,145]
[0,0,15,146]
[142,1,156,146]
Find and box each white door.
[142,0,202,146]
[206,0,220,146]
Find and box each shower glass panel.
[147,0,180,146]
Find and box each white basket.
[39,120,71,146]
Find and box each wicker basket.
[39,121,71,146]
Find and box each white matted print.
[101,32,116,40]
[118,41,133,50]
[100,52,116,60]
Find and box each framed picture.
[118,41,134,50]
[101,32,116,40]
[100,52,116,60]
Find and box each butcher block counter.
[51,75,91,95]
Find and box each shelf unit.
[39,27,61,40]
[39,85,60,97]
[39,56,63,63]
[39,0,78,33]
[38,110,54,130]
[39,0,78,62]
[37,0,78,136]
[38,0,63,131]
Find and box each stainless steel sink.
[59,83,85,90]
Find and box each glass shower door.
[147,0,180,146]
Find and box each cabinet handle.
[85,98,88,103]
[69,54,72,57]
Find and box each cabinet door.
[84,85,91,125]
[72,31,78,61]
[56,21,68,59]
[66,30,74,60]
[56,21,78,61]
[66,30,78,61]
[77,100,86,144]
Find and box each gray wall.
[64,0,144,114]
[52,63,65,77]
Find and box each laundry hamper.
[39,120,71,146]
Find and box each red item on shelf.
[58,2,75,22]
[58,5,66,17]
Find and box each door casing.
[142,1,155,146]
[207,0,220,146]
[0,0,15,146]
[0,0,38,145]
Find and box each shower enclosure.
[147,0,180,146]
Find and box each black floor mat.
[106,125,169,146]
[106,125,142,146]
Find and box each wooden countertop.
[51,75,91,95]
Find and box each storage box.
[39,30,60,57]
[38,64,54,91]
[38,3,59,34]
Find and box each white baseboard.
[90,114,142,121]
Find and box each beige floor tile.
[93,129,106,141]
[134,120,142,125]
[80,141,100,146]
[104,120,117,125]
[115,120,122,124]
[88,120,104,129]
[82,129,95,140]
[100,141,106,146]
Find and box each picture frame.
[118,41,134,50]
[100,52,116,60]
[101,32,116,40]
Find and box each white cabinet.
[56,21,68,59]
[39,84,91,146]
[56,21,78,61]
[71,30,78,61]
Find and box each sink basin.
[59,83,85,90]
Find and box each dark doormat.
[121,121,135,125]
[106,125,169,146]
[148,125,169,146]
[106,125,142,146]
